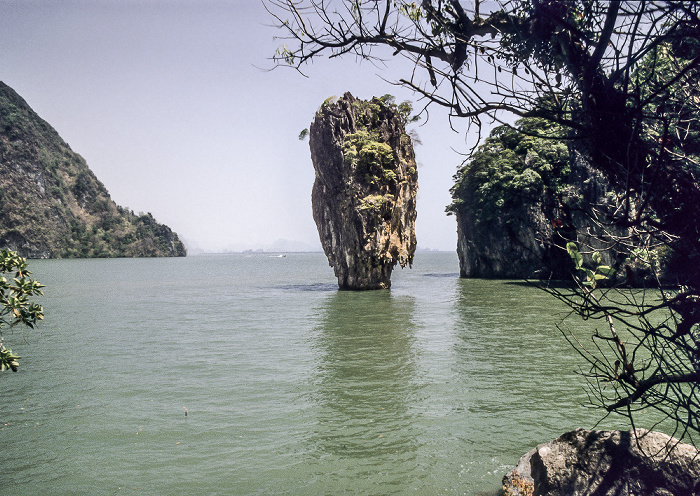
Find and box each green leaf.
[566,242,583,270]
[596,266,616,277]
[592,251,602,265]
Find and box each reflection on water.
[451,279,575,442]
[310,291,419,460]
[450,278,636,447]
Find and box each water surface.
[2,253,636,494]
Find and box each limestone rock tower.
[309,93,418,289]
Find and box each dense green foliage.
[447,117,569,225]
[343,129,395,186]
[0,249,43,372]
[0,81,186,258]
[331,95,417,208]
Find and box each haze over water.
[3,253,636,494]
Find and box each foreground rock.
[503,428,700,496]
[309,93,417,289]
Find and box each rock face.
[0,81,186,258]
[449,116,681,284]
[454,148,615,280]
[309,93,418,289]
[502,428,700,496]
[454,200,567,279]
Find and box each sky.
[0,0,481,253]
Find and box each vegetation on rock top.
[447,116,570,226]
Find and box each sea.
[2,252,640,495]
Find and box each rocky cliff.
[448,117,620,280]
[0,81,186,258]
[309,93,418,289]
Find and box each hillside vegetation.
[0,81,186,258]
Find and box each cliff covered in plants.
[447,117,619,280]
[309,93,418,289]
[0,81,186,258]
[447,116,677,284]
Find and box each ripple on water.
[5,254,642,494]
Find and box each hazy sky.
[0,0,481,252]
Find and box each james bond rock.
[309,93,418,289]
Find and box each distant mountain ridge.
[0,81,186,258]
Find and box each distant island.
[0,81,186,258]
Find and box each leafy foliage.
[377,94,420,127]
[0,249,43,372]
[343,130,395,186]
[359,194,395,212]
[565,242,615,289]
[447,117,569,225]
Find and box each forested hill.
[0,81,186,258]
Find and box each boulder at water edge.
[309,93,418,290]
[502,428,700,496]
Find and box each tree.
[0,249,44,372]
[266,0,700,442]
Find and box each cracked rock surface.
[309,93,417,289]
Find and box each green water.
[2,252,636,494]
